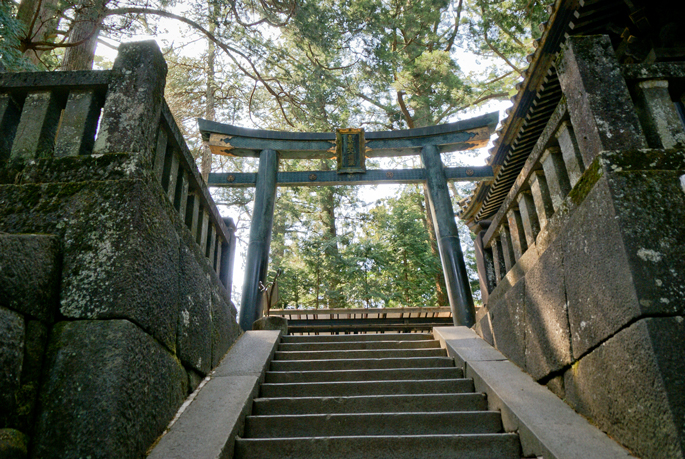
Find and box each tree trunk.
[61,0,109,70]
[319,160,343,308]
[17,0,62,66]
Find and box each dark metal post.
[421,144,476,327]
[239,149,278,330]
[220,217,237,295]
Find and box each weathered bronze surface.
[335,128,366,174]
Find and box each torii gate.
[199,112,498,331]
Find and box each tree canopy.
[1,0,548,310]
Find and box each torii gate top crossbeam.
[198,112,498,160]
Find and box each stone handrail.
[477,56,685,297]
[0,41,236,294]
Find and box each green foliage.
[1,0,546,310]
[270,185,445,309]
[0,2,36,71]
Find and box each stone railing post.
[557,35,647,164]
[506,209,527,260]
[516,191,540,248]
[490,236,507,283]
[54,89,101,157]
[10,91,62,161]
[634,80,685,149]
[540,147,571,211]
[499,227,516,274]
[93,40,167,162]
[528,171,555,230]
[474,228,496,303]
[555,121,585,187]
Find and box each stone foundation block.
[564,316,685,459]
[210,288,241,368]
[32,319,187,459]
[0,235,59,322]
[0,308,24,429]
[524,239,572,380]
[59,180,180,352]
[604,162,685,316]
[562,175,640,358]
[177,245,212,374]
[489,278,526,370]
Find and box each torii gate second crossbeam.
[198,112,499,331]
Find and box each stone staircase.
[234,332,522,458]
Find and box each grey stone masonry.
[557,35,648,164]
[0,307,24,430]
[0,235,60,323]
[434,327,633,459]
[499,227,516,273]
[0,40,242,459]
[93,40,167,161]
[528,170,555,230]
[506,209,527,260]
[491,236,507,282]
[474,230,496,299]
[148,331,281,459]
[479,146,685,459]
[10,91,62,161]
[31,320,188,459]
[54,89,101,157]
[0,94,21,161]
[634,80,685,149]
[516,192,539,247]
[540,147,571,211]
[564,317,685,459]
[555,121,585,188]
[153,127,168,182]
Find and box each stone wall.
[0,42,242,459]
[473,35,685,459]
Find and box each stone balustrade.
[0,53,237,294]
[470,34,685,459]
[0,41,243,459]
[478,61,685,292]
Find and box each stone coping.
[433,327,635,459]
[147,330,281,459]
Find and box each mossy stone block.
[32,320,187,459]
[59,179,180,352]
[0,234,60,322]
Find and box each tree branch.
[396,90,415,129]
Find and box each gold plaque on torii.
[335,128,366,174]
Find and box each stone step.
[270,356,454,372]
[252,393,488,415]
[272,348,446,361]
[234,433,521,459]
[244,411,504,438]
[277,339,441,352]
[260,379,473,398]
[264,367,463,383]
[280,333,434,343]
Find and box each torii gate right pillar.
[421,144,476,327]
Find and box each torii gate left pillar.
[239,149,278,330]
